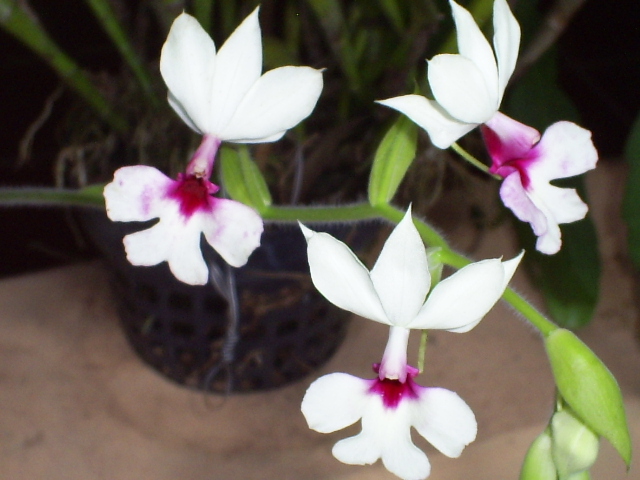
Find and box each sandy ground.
[0,161,639,479]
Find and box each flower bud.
[520,430,557,480]
[551,409,600,478]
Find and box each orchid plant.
[0,0,632,479]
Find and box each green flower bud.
[520,430,557,480]
[551,409,600,479]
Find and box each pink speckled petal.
[528,121,598,181]
[104,166,173,222]
[200,198,263,268]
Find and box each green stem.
[83,0,160,106]
[0,0,128,132]
[0,187,105,209]
[450,142,501,179]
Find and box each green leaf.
[368,115,418,206]
[622,112,640,269]
[520,431,557,480]
[545,329,631,467]
[219,147,271,213]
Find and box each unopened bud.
[551,409,599,478]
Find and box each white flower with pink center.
[300,208,522,478]
[104,144,263,285]
[104,7,324,285]
[377,0,598,254]
[484,113,598,254]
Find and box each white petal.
[410,256,520,331]
[302,373,370,433]
[206,7,263,134]
[160,13,216,134]
[220,66,323,142]
[301,224,390,324]
[528,121,598,181]
[123,208,210,285]
[535,183,588,225]
[428,54,497,124]
[201,198,263,268]
[377,94,475,149]
[334,400,431,480]
[104,166,173,222]
[412,387,477,458]
[492,0,521,100]
[449,0,499,101]
[167,91,200,133]
[500,172,549,237]
[369,208,430,327]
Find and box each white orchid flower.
[104,160,263,286]
[484,114,598,254]
[377,0,520,149]
[378,0,598,254]
[160,7,323,147]
[300,209,521,478]
[301,208,522,377]
[302,326,476,480]
[105,8,324,285]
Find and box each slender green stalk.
[0,0,127,132]
[0,187,105,208]
[193,0,214,33]
[262,203,380,223]
[83,0,160,106]
[451,142,501,179]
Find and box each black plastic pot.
[80,210,377,393]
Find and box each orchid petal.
[410,256,519,331]
[369,208,430,326]
[500,172,548,235]
[200,198,263,268]
[535,183,588,225]
[529,121,598,181]
[492,0,520,100]
[449,0,499,101]
[377,94,475,149]
[413,387,477,458]
[334,401,431,480]
[123,207,210,285]
[167,91,200,133]
[220,66,323,143]
[484,112,541,169]
[302,373,370,433]
[428,54,497,123]
[301,224,389,324]
[160,13,216,134]
[104,166,173,222]
[207,7,263,134]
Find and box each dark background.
[1,0,639,278]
